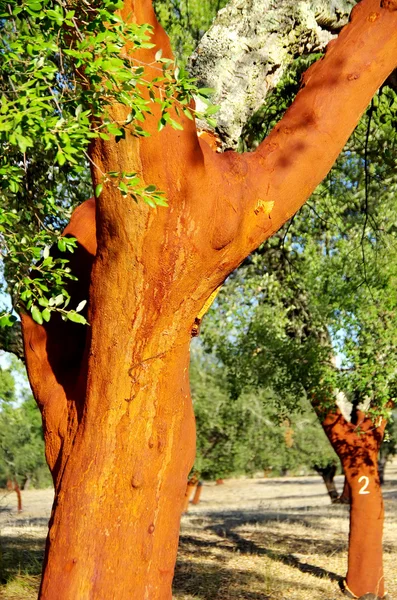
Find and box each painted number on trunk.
[358,475,370,495]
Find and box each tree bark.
[182,474,199,513]
[192,481,203,505]
[378,455,387,485]
[321,408,387,598]
[6,479,22,513]
[20,0,397,597]
[190,0,357,149]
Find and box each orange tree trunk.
[192,482,203,505]
[6,480,22,513]
[21,1,397,598]
[182,474,199,513]
[321,408,387,598]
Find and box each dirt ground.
[1,462,396,599]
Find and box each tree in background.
[201,73,397,596]
[190,345,339,486]
[0,0,396,598]
[154,0,227,63]
[379,415,397,484]
[0,358,49,491]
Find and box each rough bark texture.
[319,408,387,598]
[20,0,397,598]
[190,0,356,149]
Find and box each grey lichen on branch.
[189,0,356,150]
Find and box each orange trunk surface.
[322,409,387,598]
[21,0,397,597]
[191,482,203,505]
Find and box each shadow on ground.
[174,559,272,599]
[173,505,347,600]
[0,534,45,584]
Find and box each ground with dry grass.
[1,462,396,599]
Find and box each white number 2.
[358,475,370,495]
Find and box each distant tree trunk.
[192,481,203,505]
[313,463,339,503]
[182,474,199,513]
[20,0,397,597]
[321,408,387,598]
[378,455,387,485]
[6,480,22,513]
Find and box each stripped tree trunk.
[21,0,397,597]
[319,408,387,598]
[6,480,22,513]
[192,481,203,505]
[182,474,199,513]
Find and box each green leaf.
[206,118,218,129]
[0,314,17,328]
[168,118,184,131]
[183,108,194,120]
[205,105,220,116]
[154,196,168,207]
[197,88,214,98]
[31,306,43,325]
[56,151,66,166]
[57,238,66,252]
[144,197,156,208]
[67,311,88,325]
[54,294,64,307]
[119,181,129,195]
[95,184,103,198]
[42,308,51,322]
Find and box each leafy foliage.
[190,345,338,480]
[0,358,50,488]
[154,0,228,65]
[0,0,217,328]
[194,64,397,478]
[202,75,397,437]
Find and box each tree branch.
[190,0,357,149]
[212,0,397,266]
